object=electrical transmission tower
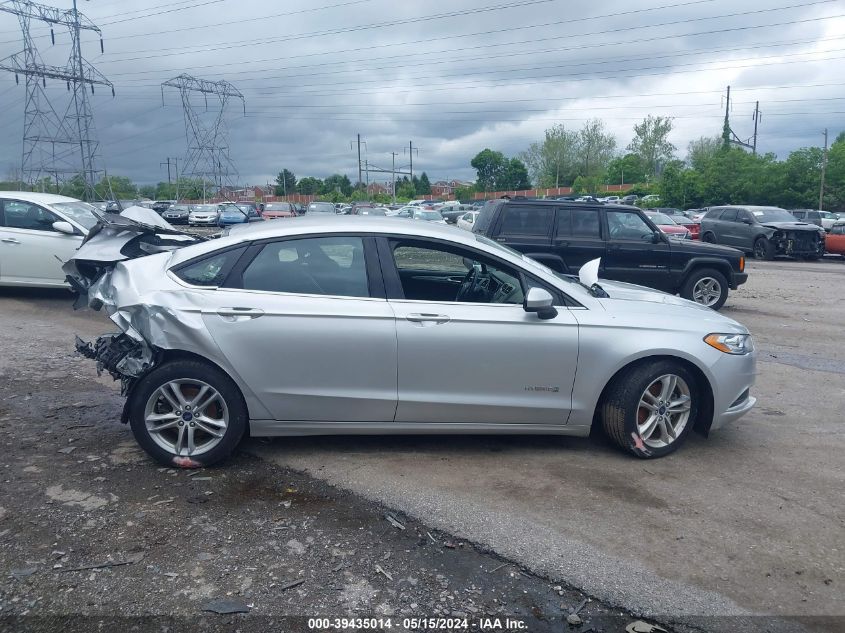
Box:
[161,74,245,200]
[0,0,113,199]
[722,85,761,154]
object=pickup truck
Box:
[472,199,747,310]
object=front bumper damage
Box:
[771,230,825,256]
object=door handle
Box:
[1,238,21,244]
[216,307,264,319]
[406,313,450,325]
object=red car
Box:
[645,212,691,240]
[654,208,700,239]
[825,223,845,256]
[261,202,297,219]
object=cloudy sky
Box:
[0,0,843,188]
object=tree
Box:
[520,124,578,188]
[687,136,722,171]
[274,169,297,196]
[502,157,531,190]
[95,175,136,201]
[605,154,646,185]
[396,181,417,199]
[321,174,352,196]
[628,115,675,178]
[825,132,845,210]
[575,119,617,179]
[416,172,431,195]
[471,149,507,191]
[297,176,323,195]
[138,184,156,199]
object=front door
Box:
[381,238,579,425]
[603,208,672,291]
[0,199,82,286]
[202,235,398,422]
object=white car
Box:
[0,191,100,287]
[188,204,220,226]
[457,211,479,230]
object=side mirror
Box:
[741,218,752,224]
[53,221,76,235]
[650,231,663,243]
[523,287,558,320]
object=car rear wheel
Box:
[600,360,699,458]
[128,359,248,468]
[753,236,775,260]
[702,232,717,243]
[680,268,729,310]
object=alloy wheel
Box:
[691,277,722,307]
[636,374,692,448]
[143,379,228,457]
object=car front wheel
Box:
[753,236,775,260]
[600,360,699,458]
[128,359,248,468]
[680,268,729,310]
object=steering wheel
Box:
[456,264,487,302]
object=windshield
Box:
[752,208,803,222]
[191,205,216,213]
[309,203,336,213]
[264,204,291,211]
[416,211,442,220]
[50,201,101,230]
[648,213,676,225]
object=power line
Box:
[96,0,833,65]
[100,9,839,82]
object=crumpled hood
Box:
[761,221,820,231]
[62,207,202,309]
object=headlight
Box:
[704,333,754,355]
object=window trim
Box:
[220,233,385,299]
[604,208,661,243]
[559,206,604,240]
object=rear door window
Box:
[498,205,553,237]
[719,209,738,222]
[241,236,369,297]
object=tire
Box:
[680,267,729,310]
[127,359,248,468]
[600,360,700,459]
[702,232,717,244]
[753,236,775,260]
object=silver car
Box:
[64,211,757,467]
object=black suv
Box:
[473,199,747,310]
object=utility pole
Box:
[357,134,362,187]
[390,151,399,203]
[365,159,369,190]
[722,85,731,150]
[819,128,828,211]
[405,141,419,182]
[160,157,178,185]
[751,101,761,155]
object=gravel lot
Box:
[0,255,843,632]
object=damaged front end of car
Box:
[768,227,826,257]
[64,207,204,421]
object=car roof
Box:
[0,191,83,205]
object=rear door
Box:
[0,199,82,286]
[204,235,398,422]
[490,203,557,268]
[553,206,606,273]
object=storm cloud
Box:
[0,0,842,187]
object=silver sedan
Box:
[65,212,757,467]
